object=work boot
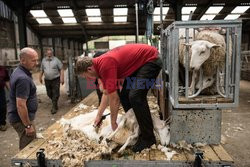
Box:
[51,106,57,114]
[0,125,7,131]
[132,137,156,153]
[53,101,58,110]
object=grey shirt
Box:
[41,56,63,80]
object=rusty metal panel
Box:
[169,109,222,144]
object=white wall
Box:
[109,40,126,49]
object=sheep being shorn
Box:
[179,29,229,96]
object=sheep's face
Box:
[189,40,219,70]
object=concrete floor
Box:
[0,73,249,167]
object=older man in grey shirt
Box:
[39,48,64,114]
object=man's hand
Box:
[25,125,36,137]
[94,114,103,127]
[39,78,43,84]
[60,78,64,85]
[111,122,118,131]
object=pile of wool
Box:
[46,125,112,167]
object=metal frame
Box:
[85,160,233,167]
[162,20,242,109]
[11,159,62,167]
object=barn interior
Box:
[0,0,250,166]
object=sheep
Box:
[60,108,170,153]
[178,29,229,96]
[106,108,170,153]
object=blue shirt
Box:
[8,65,38,123]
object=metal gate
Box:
[161,20,242,109]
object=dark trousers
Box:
[11,121,36,150]
[119,59,162,142]
[45,77,60,108]
[95,79,103,105]
[0,88,7,125]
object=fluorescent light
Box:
[114,16,127,22]
[36,18,51,24]
[182,15,190,21]
[182,7,196,14]
[30,10,47,17]
[57,9,74,17]
[200,14,216,20]
[154,7,169,15]
[86,8,101,16]
[231,6,250,14]
[224,14,241,20]
[205,6,223,14]
[88,17,102,22]
[113,8,128,16]
[62,17,77,23]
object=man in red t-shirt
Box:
[76,44,162,152]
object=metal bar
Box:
[176,102,237,109]
[135,3,139,43]
[234,25,242,107]
[185,28,189,98]
[174,28,179,106]
[225,28,230,97]
[231,29,236,93]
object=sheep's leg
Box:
[189,70,197,96]
[118,126,139,153]
[106,118,126,140]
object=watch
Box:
[25,124,32,129]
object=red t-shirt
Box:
[93,44,158,94]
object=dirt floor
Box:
[0,72,249,167]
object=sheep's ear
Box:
[207,42,221,49]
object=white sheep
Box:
[179,29,229,96]
[60,108,170,153]
[106,108,170,153]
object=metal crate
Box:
[161,20,242,109]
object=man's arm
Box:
[108,91,120,131]
[60,69,64,85]
[16,98,35,136]
[39,71,44,84]
[5,81,10,90]
[94,94,109,126]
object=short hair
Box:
[46,48,53,53]
[19,47,36,59]
[76,56,93,74]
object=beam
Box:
[72,0,88,42]
[195,0,214,20]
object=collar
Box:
[19,65,32,77]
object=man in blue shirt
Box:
[39,48,64,114]
[8,47,39,150]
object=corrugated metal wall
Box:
[0,0,13,21]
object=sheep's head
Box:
[188,40,220,70]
